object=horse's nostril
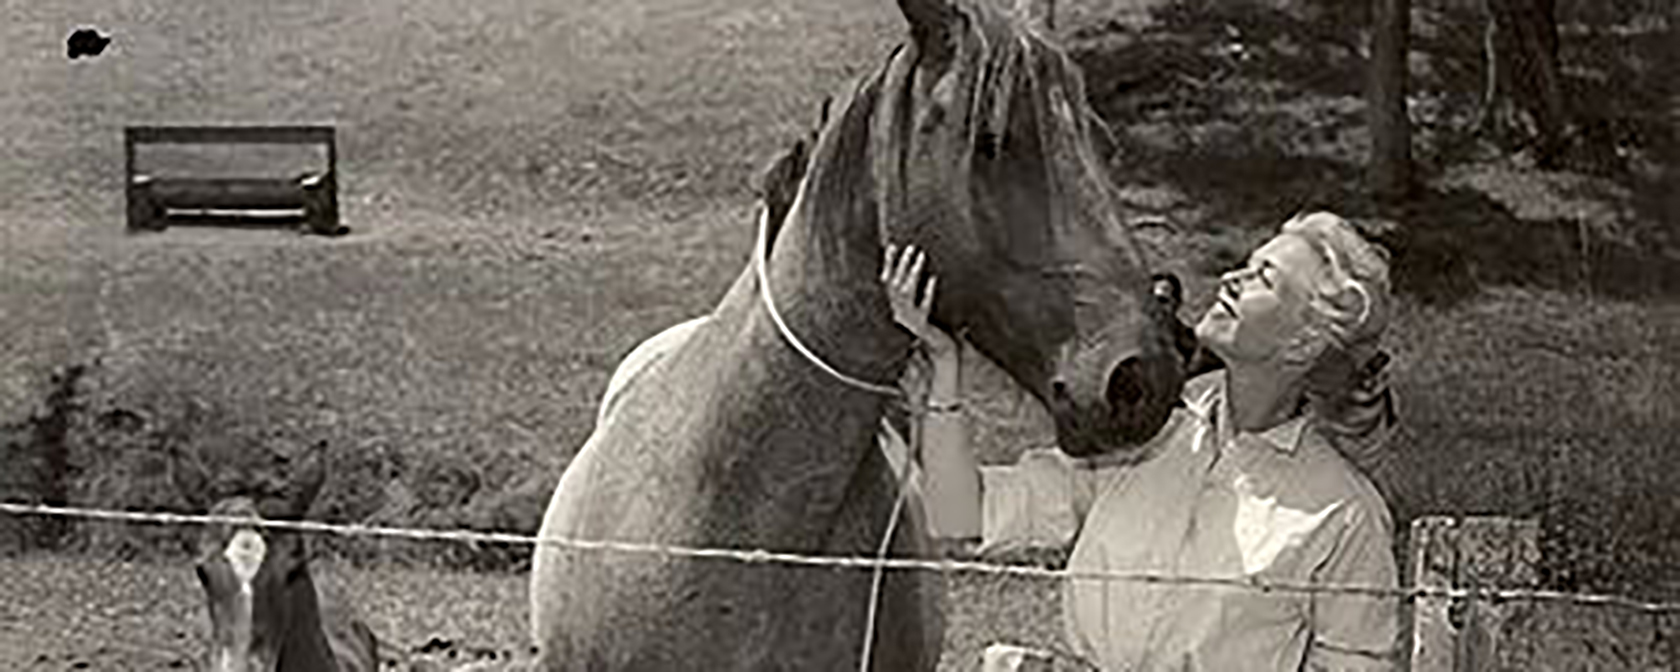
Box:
[1052,379,1068,397]
[1106,357,1146,408]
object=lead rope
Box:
[859,463,915,672]
[751,204,917,672]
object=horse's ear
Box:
[758,137,808,238]
[279,440,328,521]
[898,0,958,57]
[1012,0,1055,32]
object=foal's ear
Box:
[279,440,329,521]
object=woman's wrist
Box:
[928,366,960,403]
[919,329,959,359]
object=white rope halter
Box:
[753,205,905,398]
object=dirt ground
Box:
[0,552,1071,671]
[4,551,1675,671]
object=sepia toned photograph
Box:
[1,0,1675,669]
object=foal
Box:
[193,449,378,672]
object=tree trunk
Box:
[1367,0,1411,201]
[1487,0,1567,165]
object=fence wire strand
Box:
[5,501,1679,614]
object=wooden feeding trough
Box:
[124,125,344,235]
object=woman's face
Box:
[1195,233,1325,365]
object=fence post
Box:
[1452,580,1484,672]
[1405,516,1541,672]
[1407,516,1457,671]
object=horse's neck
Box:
[276,571,340,672]
[635,77,914,545]
[760,207,906,388]
[745,65,904,387]
[745,196,913,409]
[667,201,909,548]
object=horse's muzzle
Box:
[1050,348,1184,458]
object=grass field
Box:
[1,0,1677,668]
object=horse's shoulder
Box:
[597,316,711,424]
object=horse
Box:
[191,442,379,672]
[529,0,1193,668]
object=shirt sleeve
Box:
[1305,500,1402,672]
[976,447,1102,557]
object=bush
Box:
[0,357,554,571]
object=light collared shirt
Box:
[933,372,1401,671]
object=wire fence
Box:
[5,501,1680,614]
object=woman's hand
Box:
[883,243,958,358]
[883,248,980,543]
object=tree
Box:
[1482,0,1567,166]
[1367,0,1411,201]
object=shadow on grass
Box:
[1383,186,1680,306]
[1081,106,1680,305]
[1066,0,1680,306]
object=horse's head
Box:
[872,0,1186,456]
[193,445,327,672]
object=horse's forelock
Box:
[208,497,262,522]
[197,497,263,564]
[908,6,1113,209]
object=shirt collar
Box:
[1188,375,1308,455]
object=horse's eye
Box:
[919,105,946,134]
[977,131,999,159]
[284,549,310,584]
[286,563,307,584]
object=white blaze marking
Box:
[216,530,265,672]
[224,529,266,596]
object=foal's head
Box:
[193,450,328,672]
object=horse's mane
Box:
[755,97,831,251]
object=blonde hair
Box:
[1279,212,1399,485]
[1280,212,1390,361]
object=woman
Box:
[882,212,1403,671]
